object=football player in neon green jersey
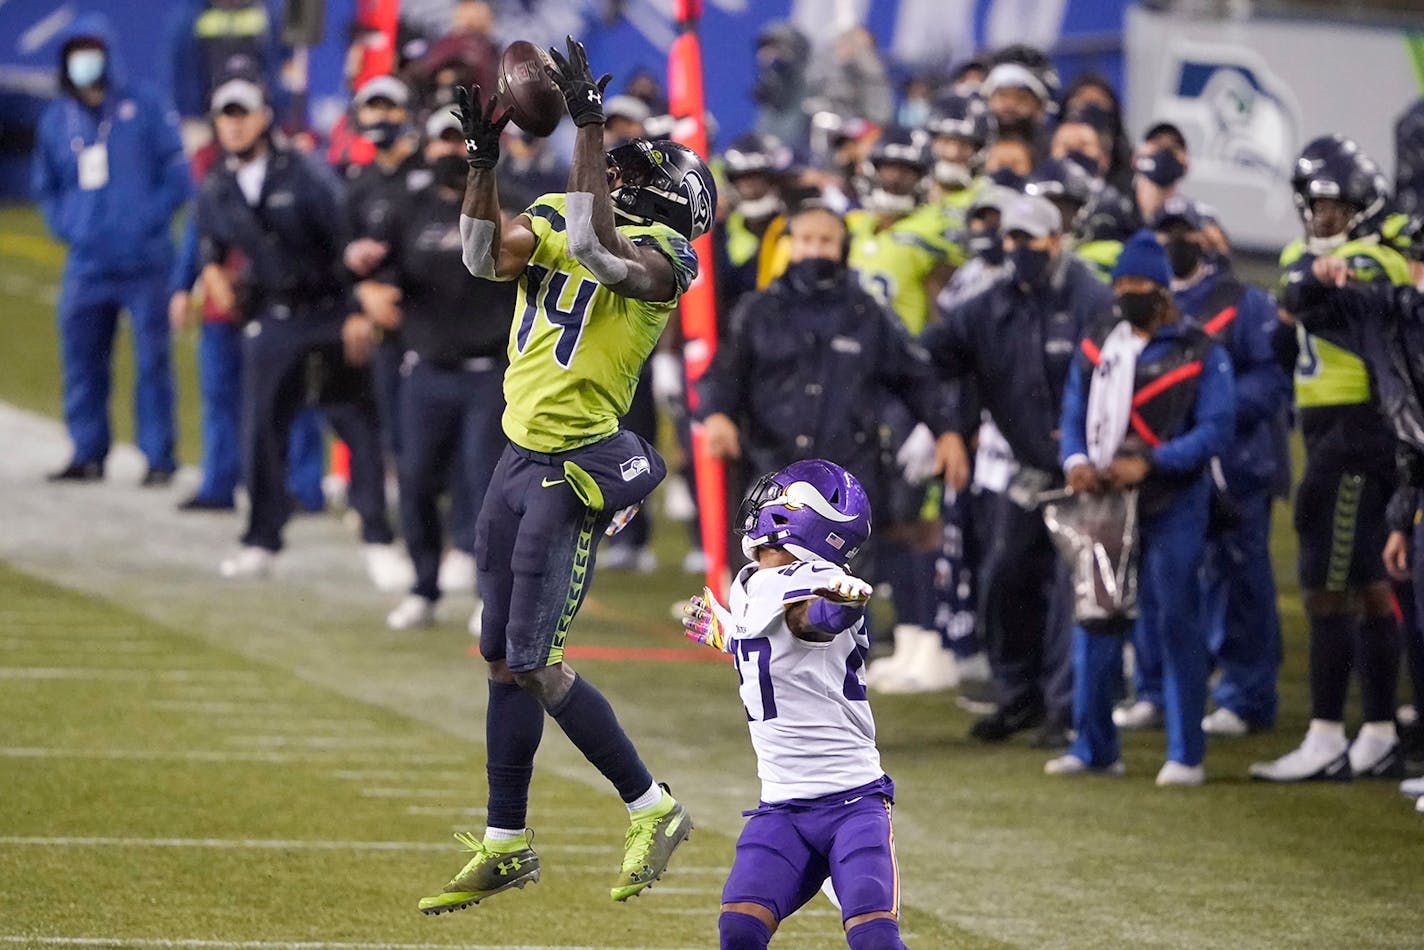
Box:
[416,37,710,914]
[846,128,960,337]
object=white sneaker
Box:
[866,625,935,689]
[954,651,991,685]
[1044,754,1125,777]
[1348,732,1402,778]
[364,543,415,592]
[875,641,959,693]
[1202,707,1249,737]
[1399,776,1424,798]
[219,546,274,579]
[1249,730,1350,782]
[437,549,477,594]
[468,598,483,637]
[1417,796,1424,815]
[386,594,436,630]
[1113,700,1163,730]
[1155,761,1205,786]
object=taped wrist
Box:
[566,192,629,284]
[459,214,497,279]
[805,598,864,635]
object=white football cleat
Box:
[1155,761,1205,787]
[387,594,436,631]
[875,641,959,693]
[1249,730,1350,782]
[1044,754,1124,777]
[1113,700,1163,730]
[364,543,415,592]
[468,598,484,637]
[219,546,274,580]
[437,548,477,594]
[1202,707,1249,737]
[1348,731,1402,778]
[1399,776,1424,798]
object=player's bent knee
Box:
[1303,589,1351,617]
[719,907,775,949]
[486,659,515,684]
[512,663,576,710]
[1360,582,1396,618]
[844,914,906,950]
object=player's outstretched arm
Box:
[786,575,873,643]
[546,36,678,303]
[453,84,535,281]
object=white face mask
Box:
[864,186,917,214]
[736,192,781,220]
[933,159,972,190]
[66,49,106,88]
[1305,231,1348,255]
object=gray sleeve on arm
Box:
[565,191,630,285]
[459,214,498,279]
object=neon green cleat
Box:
[417,830,540,915]
[610,785,692,902]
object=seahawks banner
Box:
[1125,5,1424,252]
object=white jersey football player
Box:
[682,459,910,950]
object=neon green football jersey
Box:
[847,204,962,336]
[502,194,698,453]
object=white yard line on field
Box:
[0,667,258,681]
[0,746,463,765]
[0,938,708,950]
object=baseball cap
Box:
[1001,193,1063,237]
[353,74,410,109]
[211,78,265,114]
[1149,194,1206,232]
[604,94,651,124]
[982,63,1050,103]
[1143,120,1186,150]
[425,108,463,139]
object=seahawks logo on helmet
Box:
[683,168,713,241]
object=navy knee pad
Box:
[719,910,772,950]
[846,916,906,950]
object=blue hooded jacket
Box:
[31,13,190,278]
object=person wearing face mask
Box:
[981,133,1034,193]
[342,75,423,466]
[1051,230,1235,785]
[348,110,518,631]
[697,204,961,557]
[1132,121,1230,258]
[924,94,990,214]
[981,61,1053,159]
[193,76,404,587]
[920,194,1114,746]
[32,14,191,486]
[1250,136,1414,783]
[1112,198,1289,742]
[716,133,794,317]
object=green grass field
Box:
[1,206,1420,949]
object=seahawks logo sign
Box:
[682,168,713,239]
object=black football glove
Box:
[545,35,612,128]
[452,84,511,169]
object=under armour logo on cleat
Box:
[498,858,523,874]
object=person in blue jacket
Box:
[1049,230,1235,786]
[1113,198,1290,738]
[31,13,191,484]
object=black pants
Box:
[977,490,1072,718]
[396,357,505,600]
[238,309,392,551]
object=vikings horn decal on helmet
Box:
[737,459,873,565]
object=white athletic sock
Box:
[1357,721,1398,742]
[627,781,663,812]
[484,826,525,841]
[1307,719,1346,741]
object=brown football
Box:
[495,40,565,138]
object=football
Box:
[495,40,565,137]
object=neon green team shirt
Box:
[502,194,698,453]
[847,203,963,336]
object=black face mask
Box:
[987,167,1026,191]
[968,228,1004,265]
[1165,237,1202,279]
[1008,245,1052,287]
[1063,149,1101,180]
[360,119,409,151]
[1117,290,1161,329]
[993,114,1037,142]
[785,257,845,295]
[433,153,468,190]
[1135,146,1185,187]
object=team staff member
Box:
[1122,199,1290,737]
[417,38,701,913]
[194,76,403,586]
[32,13,190,484]
[358,110,517,632]
[1252,137,1410,782]
[920,194,1115,745]
[1050,231,1235,786]
[342,75,425,462]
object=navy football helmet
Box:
[607,139,718,240]
[1291,135,1389,247]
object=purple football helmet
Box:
[737,459,872,565]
